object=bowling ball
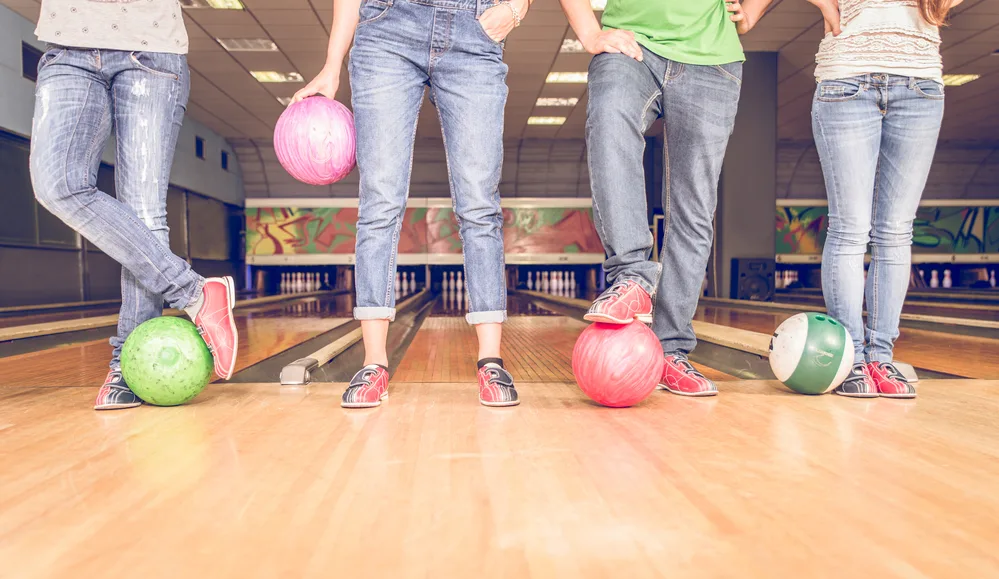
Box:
[120,317,214,406]
[769,312,854,395]
[572,321,665,408]
[274,96,356,185]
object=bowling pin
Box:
[409,272,416,291]
[569,271,576,291]
[991,270,996,289]
[401,271,409,295]
[943,269,952,289]
[296,272,305,292]
[456,271,463,293]
[395,272,401,293]
[324,272,331,290]
[918,269,925,284]
[280,272,287,294]
[527,271,533,290]
[930,269,939,288]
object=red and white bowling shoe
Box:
[659,354,718,397]
[867,362,916,399]
[341,365,390,408]
[188,276,238,380]
[584,280,654,325]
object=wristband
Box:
[500,1,522,27]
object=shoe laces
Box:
[593,281,630,305]
[668,355,705,378]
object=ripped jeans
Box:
[29,47,203,368]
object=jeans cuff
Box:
[354,306,396,321]
[465,310,506,325]
[614,274,657,297]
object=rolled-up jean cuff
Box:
[465,310,506,325]
[616,274,657,297]
[354,306,396,321]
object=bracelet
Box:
[501,1,522,27]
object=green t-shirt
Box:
[601,0,745,65]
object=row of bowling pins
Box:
[395,271,420,295]
[526,271,576,295]
[775,270,799,289]
[280,272,328,294]
[920,268,955,289]
[440,271,464,292]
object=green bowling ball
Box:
[769,312,854,395]
[120,316,214,406]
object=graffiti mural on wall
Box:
[776,205,999,255]
[246,206,604,258]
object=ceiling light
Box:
[180,0,243,9]
[276,96,293,106]
[528,116,566,126]
[536,97,578,107]
[560,39,585,53]
[546,72,588,84]
[251,71,304,83]
[590,0,606,9]
[218,38,277,52]
[942,74,980,86]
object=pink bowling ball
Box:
[274,97,356,186]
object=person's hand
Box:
[806,0,842,36]
[727,1,759,35]
[291,64,340,104]
[478,0,529,43]
[580,28,643,61]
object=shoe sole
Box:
[834,390,879,399]
[584,313,654,324]
[217,276,238,380]
[658,384,718,397]
[94,402,143,410]
[479,398,521,407]
[879,392,917,399]
[341,392,389,408]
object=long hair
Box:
[919,0,953,26]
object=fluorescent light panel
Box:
[546,72,588,84]
[536,97,578,107]
[218,38,277,52]
[942,74,980,86]
[528,116,566,125]
[560,39,585,53]
[180,0,243,9]
[251,71,304,83]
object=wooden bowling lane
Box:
[697,305,999,380]
[394,297,734,384]
[0,294,356,389]
[3,378,999,577]
[0,305,124,329]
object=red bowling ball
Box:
[572,320,665,408]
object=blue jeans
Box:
[29,48,203,368]
[586,49,742,354]
[813,74,944,363]
[348,0,508,325]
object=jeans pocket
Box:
[476,18,506,48]
[38,48,66,71]
[817,79,865,102]
[712,63,742,86]
[357,0,392,27]
[913,79,945,100]
[129,52,181,80]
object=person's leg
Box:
[431,1,516,407]
[108,51,191,370]
[866,77,943,398]
[342,0,428,408]
[582,48,666,324]
[30,49,238,398]
[811,76,882,397]
[655,62,741,396]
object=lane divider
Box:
[279,290,429,386]
[0,290,344,342]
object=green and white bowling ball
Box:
[769,312,854,395]
[120,316,214,406]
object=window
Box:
[195,136,205,160]
[221,150,229,171]
[22,42,43,82]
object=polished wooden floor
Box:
[2,378,999,577]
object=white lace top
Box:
[814,0,942,82]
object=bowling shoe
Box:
[659,354,718,397]
[342,365,390,408]
[188,276,238,380]
[94,370,142,410]
[833,364,878,398]
[584,280,654,324]
[867,362,917,399]
[478,363,520,407]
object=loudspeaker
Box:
[731,258,775,301]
